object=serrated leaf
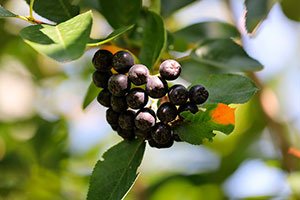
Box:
[139,10,166,69]
[82,82,100,109]
[87,139,145,200]
[88,25,134,46]
[0,5,17,18]
[191,39,263,72]
[244,0,276,34]
[175,104,235,145]
[20,11,92,62]
[161,0,196,17]
[194,74,258,104]
[98,0,142,29]
[172,21,240,52]
[25,0,79,23]
[281,0,300,22]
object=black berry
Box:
[97,89,111,107]
[128,64,149,85]
[168,84,189,105]
[93,71,112,88]
[148,138,174,148]
[157,102,177,123]
[146,76,168,98]
[92,49,113,71]
[111,96,127,112]
[118,110,135,130]
[151,122,174,147]
[126,88,148,110]
[135,128,151,139]
[178,102,198,114]
[106,108,120,127]
[173,134,182,142]
[108,74,130,96]
[159,59,181,80]
[189,85,209,104]
[117,127,135,140]
[112,51,134,73]
[134,108,156,131]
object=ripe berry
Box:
[97,89,111,108]
[112,51,134,73]
[106,108,120,127]
[128,64,149,85]
[117,127,135,140]
[108,74,130,96]
[135,128,151,139]
[146,76,168,98]
[173,134,182,142]
[151,122,174,147]
[157,102,177,123]
[178,102,198,114]
[111,96,127,112]
[148,138,174,148]
[93,71,112,88]
[118,110,135,130]
[159,59,181,80]
[189,85,209,104]
[134,108,156,131]
[126,88,148,110]
[168,84,189,105]
[92,49,113,71]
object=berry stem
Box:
[29,0,35,20]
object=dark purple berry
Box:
[159,59,181,80]
[134,108,156,131]
[92,49,113,71]
[106,108,120,126]
[118,110,135,130]
[148,138,174,148]
[108,74,130,96]
[93,71,112,88]
[168,84,189,105]
[111,96,127,112]
[128,64,149,85]
[178,102,198,115]
[157,102,177,123]
[126,88,148,110]
[112,51,134,73]
[151,122,174,147]
[97,89,111,107]
[134,128,151,139]
[146,76,168,98]
[117,127,135,140]
[189,85,209,104]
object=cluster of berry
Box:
[92,49,209,148]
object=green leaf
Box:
[98,0,142,28]
[87,139,146,200]
[244,0,276,34]
[194,74,258,104]
[139,10,166,69]
[0,5,17,18]
[191,39,263,72]
[20,11,92,62]
[172,21,240,52]
[161,0,196,17]
[88,25,134,46]
[25,0,79,23]
[82,82,100,109]
[175,104,234,145]
[281,0,300,21]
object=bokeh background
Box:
[0,0,300,199]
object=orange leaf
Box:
[211,103,235,125]
[288,147,300,159]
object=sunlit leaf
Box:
[20,11,92,62]
[82,82,100,109]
